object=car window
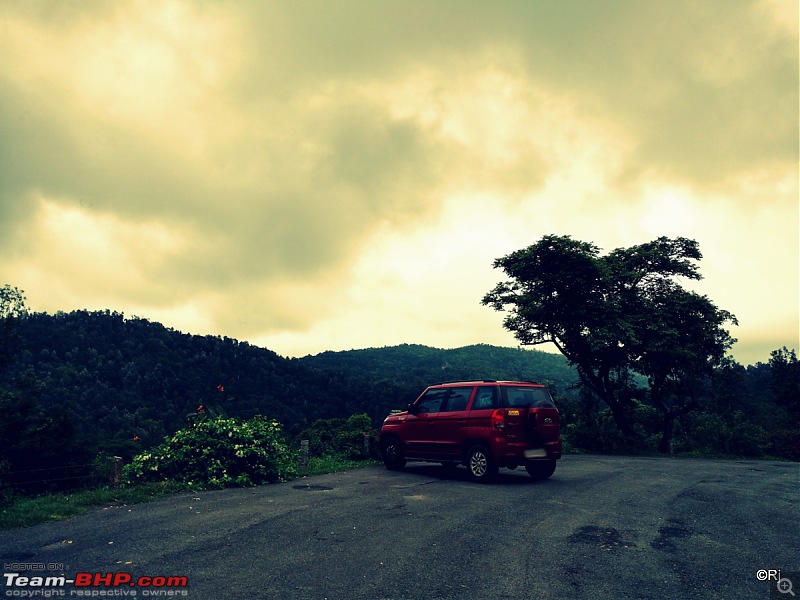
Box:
[441,387,473,412]
[415,389,447,413]
[503,386,554,408]
[471,386,498,410]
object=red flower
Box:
[197,405,205,413]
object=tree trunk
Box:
[576,364,640,441]
[604,393,640,440]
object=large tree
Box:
[482,235,737,451]
[0,284,27,373]
[769,347,800,421]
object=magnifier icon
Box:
[778,577,795,596]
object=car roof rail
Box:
[431,379,498,386]
[428,379,545,386]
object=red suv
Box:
[379,380,562,482]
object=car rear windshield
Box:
[502,386,555,408]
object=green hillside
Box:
[0,309,795,498]
[1,310,577,460]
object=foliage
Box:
[0,304,584,495]
[0,285,28,320]
[0,309,579,467]
[0,282,796,497]
[558,355,799,460]
[678,411,768,457]
[0,481,198,531]
[764,428,800,462]
[295,413,380,460]
[563,397,661,454]
[2,309,314,454]
[123,416,297,488]
[672,352,799,460]
[0,389,94,495]
[301,456,381,476]
[483,235,738,452]
[769,347,800,421]
[0,285,27,373]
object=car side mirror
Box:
[408,403,417,415]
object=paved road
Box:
[1,455,797,599]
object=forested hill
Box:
[1,310,578,459]
[300,344,579,403]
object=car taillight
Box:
[491,409,505,430]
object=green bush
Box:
[765,429,800,461]
[123,416,297,488]
[684,412,728,454]
[727,412,768,457]
[680,411,770,457]
[563,401,658,454]
[295,413,379,460]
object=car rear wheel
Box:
[381,437,406,471]
[466,445,498,482]
[525,459,556,480]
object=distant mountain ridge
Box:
[302,343,579,393]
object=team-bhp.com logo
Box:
[4,572,188,597]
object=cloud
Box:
[0,0,795,365]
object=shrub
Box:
[765,429,800,461]
[684,412,729,454]
[681,411,770,457]
[727,412,768,457]
[295,413,379,460]
[123,416,297,488]
[563,401,658,454]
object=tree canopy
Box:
[482,235,738,451]
[0,285,27,373]
[0,280,794,497]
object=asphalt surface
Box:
[1,455,797,600]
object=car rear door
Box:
[431,386,475,460]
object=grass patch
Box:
[300,456,381,476]
[0,458,380,530]
[0,482,197,531]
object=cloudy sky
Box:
[1,0,797,366]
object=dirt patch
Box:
[292,484,333,492]
[569,526,636,551]
[651,518,694,552]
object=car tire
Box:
[381,437,406,471]
[525,459,556,481]
[466,445,498,482]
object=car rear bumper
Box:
[495,437,562,465]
